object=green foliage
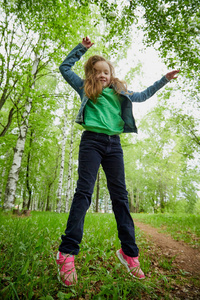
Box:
[0,0,141,211]
[2,0,137,52]
[1,0,199,214]
[123,92,200,214]
[139,0,200,75]
[195,199,200,214]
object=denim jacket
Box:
[59,43,169,133]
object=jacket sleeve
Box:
[128,76,169,103]
[59,43,87,96]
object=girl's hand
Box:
[81,36,94,49]
[165,70,180,81]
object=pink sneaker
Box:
[116,249,145,279]
[56,252,77,286]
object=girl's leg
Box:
[101,138,139,257]
[59,132,102,255]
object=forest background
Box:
[0,0,200,215]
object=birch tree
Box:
[65,110,75,213]
[26,129,33,210]
[0,12,38,136]
[46,155,59,211]
[3,54,39,210]
[2,0,199,213]
[57,103,68,213]
[95,171,100,213]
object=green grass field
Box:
[0,211,199,299]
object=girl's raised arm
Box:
[165,70,180,81]
[81,36,94,49]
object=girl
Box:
[56,36,179,286]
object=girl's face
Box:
[93,61,111,88]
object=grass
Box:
[0,211,200,299]
[132,213,200,247]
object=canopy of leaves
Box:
[1,0,199,212]
[138,0,200,75]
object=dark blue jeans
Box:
[59,131,139,257]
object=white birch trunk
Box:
[104,193,108,213]
[65,116,74,213]
[136,188,140,213]
[56,109,68,213]
[34,195,38,211]
[3,55,39,210]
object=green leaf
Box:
[57,291,73,300]
[39,296,54,300]
[21,259,30,275]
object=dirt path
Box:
[134,220,200,278]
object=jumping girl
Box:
[56,36,179,286]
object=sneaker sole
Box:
[116,250,145,280]
[56,252,76,287]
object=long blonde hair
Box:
[84,55,128,102]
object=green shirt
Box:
[82,87,124,135]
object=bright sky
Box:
[115,25,170,119]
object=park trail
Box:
[134,220,200,278]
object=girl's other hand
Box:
[82,36,94,49]
[165,70,180,81]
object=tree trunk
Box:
[22,189,26,209]
[3,54,39,210]
[136,188,140,213]
[46,155,59,211]
[0,107,14,136]
[160,183,166,213]
[57,108,67,213]
[104,190,109,213]
[65,112,74,213]
[26,129,33,210]
[129,186,134,213]
[95,171,100,212]
[46,183,52,211]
